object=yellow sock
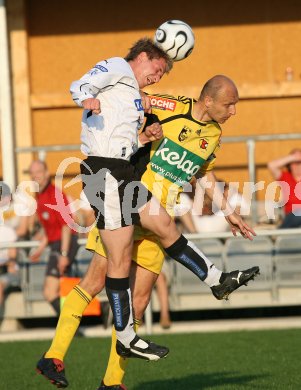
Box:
[103,319,141,386]
[45,285,91,361]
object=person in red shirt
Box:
[29,160,79,315]
[268,148,301,228]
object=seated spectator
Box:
[0,225,19,319]
[0,179,38,240]
[268,149,301,228]
[176,178,248,233]
[0,214,19,319]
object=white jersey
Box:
[70,57,144,161]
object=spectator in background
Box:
[0,183,20,320]
[0,225,19,321]
[176,178,248,233]
[28,160,79,315]
[0,179,36,240]
[268,149,301,228]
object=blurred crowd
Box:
[1,149,301,329]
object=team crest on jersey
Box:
[199,138,208,150]
[150,97,176,111]
[178,126,192,142]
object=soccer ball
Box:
[154,20,195,61]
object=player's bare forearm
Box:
[225,212,256,240]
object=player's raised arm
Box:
[70,59,126,107]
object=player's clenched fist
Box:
[138,122,163,145]
[82,98,101,114]
[144,122,163,142]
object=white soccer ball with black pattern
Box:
[154,20,195,61]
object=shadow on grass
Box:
[132,371,268,390]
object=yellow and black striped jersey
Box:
[137,94,222,215]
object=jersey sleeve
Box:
[195,144,220,178]
[130,113,158,179]
[70,57,129,106]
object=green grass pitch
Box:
[1,328,301,389]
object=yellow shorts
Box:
[86,225,165,275]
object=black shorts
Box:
[80,156,152,230]
[46,234,79,278]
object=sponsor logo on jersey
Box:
[150,97,176,111]
[94,64,108,72]
[178,126,192,142]
[199,138,208,150]
[150,138,206,185]
[134,99,144,111]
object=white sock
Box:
[205,265,223,287]
[187,241,222,287]
[115,288,148,349]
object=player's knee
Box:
[107,249,132,268]
[155,217,179,244]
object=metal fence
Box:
[14,132,301,224]
[15,132,301,183]
[0,229,301,333]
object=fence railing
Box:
[2,228,301,334]
[15,132,301,182]
[15,132,301,225]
